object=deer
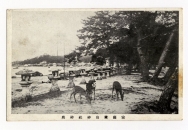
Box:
[68,77,91,103]
[86,79,96,100]
[70,85,91,104]
[112,81,124,101]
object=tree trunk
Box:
[138,63,142,73]
[150,30,175,82]
[136,30,149,81]
[163,54,178,85]
[126,62,132,75]
[163,66,176,85]
[126,58,133,75]
[158,68,178,113]
[137,48,149,81]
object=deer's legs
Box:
[93,88,95,100]
[116,91,119,101]
[112,87,114,99]
[88,98,91,104]
[74,93,77,103]
[70,92,74,100]
[86,94,91,104]
[80,94,82,102]
[91,93,92,100]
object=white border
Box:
[1,0,188,130]
[7,8,183,121]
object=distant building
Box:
[39,61,47,66]
[40,61,47,64]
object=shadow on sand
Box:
[12,90,68,108]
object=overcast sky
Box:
[12,10,95,61]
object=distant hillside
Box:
[13,55,67,65]
[12,47,106,66]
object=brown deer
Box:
[112,81,124,101]
[86,79,96,100]
[68,78,91,103]
[70,85,91,104]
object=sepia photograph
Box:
[7,9,183,121]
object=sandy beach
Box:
[11,73,177,114]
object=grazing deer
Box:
[70,85,91,104]
[68,77,91,104]
[86,79,96,100]
[112,81,124,101]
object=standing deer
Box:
[68,77,91,103]
[70,85,91,104]
[86,79,96,100]
[112,81,124,101]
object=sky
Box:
[12,10,95,61]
